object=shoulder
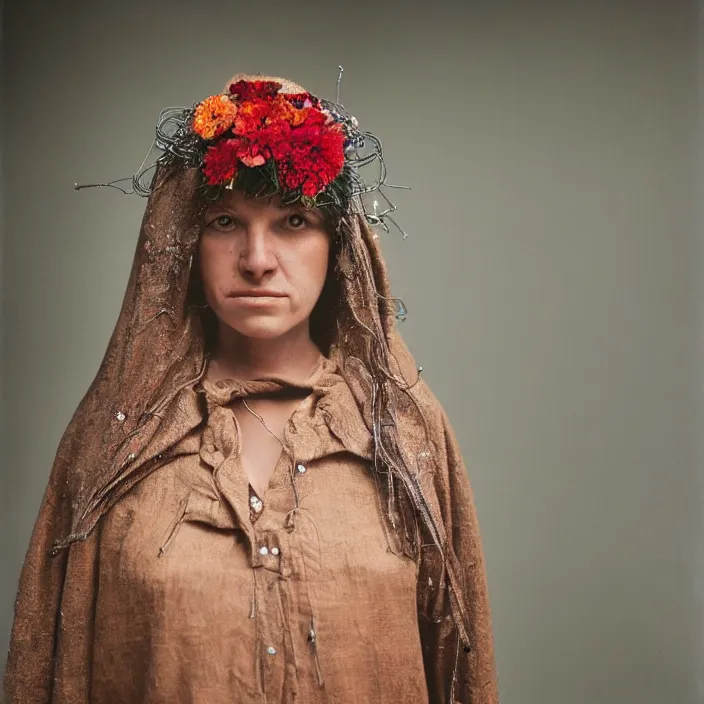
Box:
[405,376,455,452]
[384,329,455,445]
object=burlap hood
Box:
[4,74,498,703]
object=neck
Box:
[208,321,323,383]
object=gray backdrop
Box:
[2,0,702,702]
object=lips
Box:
[228,290,286,298]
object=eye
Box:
[285,212,309,230]
[207,214,237,231]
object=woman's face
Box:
[198,189,331,341]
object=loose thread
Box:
[249,569,257,619]
[309,616,325,686]
[450,627,461,702]
[157,495,188,557]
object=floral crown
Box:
[76,70,408,236]
[192,79,348,203]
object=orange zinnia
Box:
[233,99,271,135]
[267,96,310,127]
[192,95,238,140]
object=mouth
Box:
[227,290,286,298]
[227,291,287,307]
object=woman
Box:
[4,73,498,703]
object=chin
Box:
[223,316,300,341]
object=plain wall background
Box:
[2,1,701,702]
[696,0,704,699]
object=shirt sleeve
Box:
[3,455,71,703]
[418,405,499,704]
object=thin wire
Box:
[240,399,283,445]
[74,72,411,238]
[73,178,134,195]
[240,395,303,508]
[336,65,343,105]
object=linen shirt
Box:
[89,357,430,703]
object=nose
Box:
[238,226,277,279]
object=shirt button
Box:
[296,463,307,474]
[266,646,277,655]
[271,547,280,556]
[204,443,215,452]
[259,546,269,555]
[250,495,263,513]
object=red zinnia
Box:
[253,122,292,161]
[202,139,241,185]
[234,135,267,168]
[230,122,291,167]
[276,123,345,197]
[301,109,328,128]
[229,80,281,101]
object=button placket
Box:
[251,524,290,575]
[249,485,265,524]
[212,456,255,551]
[253,552,287,701]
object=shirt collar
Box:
[194,355,332,407]
[192,355,374,462]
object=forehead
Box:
[204,189,319,217]
[205,189,278,212]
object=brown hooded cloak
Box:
[3,74,498,704]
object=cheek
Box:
[286,254,328,306]
[198,238,228,293]
[301,237,331,292]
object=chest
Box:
[231,394,310,498]
[94,448,426,703]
